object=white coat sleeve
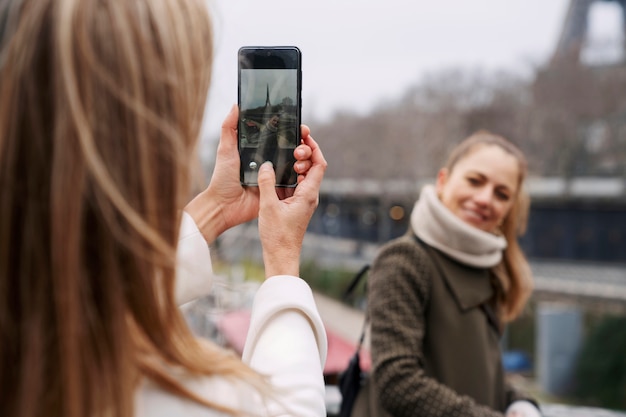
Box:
[242,276,328,417]
[175,211,214,306]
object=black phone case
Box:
[237,46,302,187]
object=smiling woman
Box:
[436,140,521,233]
[353,130,540,417]
[439,130,529,239]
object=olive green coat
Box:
[353,233,533,417]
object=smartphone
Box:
[238,46,302,187]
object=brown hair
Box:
[0,1,265,417]
[445,130,532,322]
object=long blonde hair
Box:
[0,1,264,416]
[444,130,533,322]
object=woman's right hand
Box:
[256,132,327,278]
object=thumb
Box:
[216,104,239,158]
[257,162,277,204]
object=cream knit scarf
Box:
[410,185,507,268]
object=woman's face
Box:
[436,144,519,233]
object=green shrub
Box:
[300,260,364,302]
[573,315,626,409]
[505,301,536,366]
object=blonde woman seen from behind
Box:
[0,1,328,417]
[357,131,541,417]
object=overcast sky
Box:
[200,0,624,143]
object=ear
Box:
[435,168,449,195]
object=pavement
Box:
[540,404,626,417]
[313,291,368,348]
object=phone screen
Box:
[238,46,302,187]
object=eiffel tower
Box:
[264,84,271,108]
[552,0,626,64]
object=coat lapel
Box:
[427,248,494,312]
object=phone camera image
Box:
[238,46,301,187]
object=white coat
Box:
[134,212,328,416]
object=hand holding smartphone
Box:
[238,46,302,187]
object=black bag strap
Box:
[355,310,369,351]
[341,264,370,301]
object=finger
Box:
[257,162,278,206]
[302,134,327,171]
[294,135,327,195]
[217,104,239,157]
[294,144,312,161]
[300,124,311,142]
[221,104,239,132]
[294,159,312,174]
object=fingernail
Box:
[260,161,273,171]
